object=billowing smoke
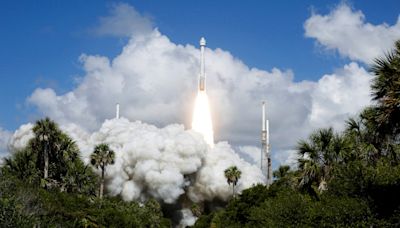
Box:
[8,118,264,205]
[179,209,197,227]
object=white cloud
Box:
[27,30,372,169]
[8,123,35,152]
[305,3,400,63]
[0,127,12,160]
[238,146,261,168]
[8,118,264,203]
[92,3,153,37]
[25,3,374,169]
[273,150,298,169]
[309,62,372,130]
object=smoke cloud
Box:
[179,209,197,227]
[8,118,264,204]
[0,127,12,162]
[25,2,377,169]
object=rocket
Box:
[199,37,206,91]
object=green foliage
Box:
[2,118,98,194]
[247,190,312,227]
[3,40,400,226]
[272,165,298,189]
[0,174,170,227]
[370,40,400,138]
[193,211,217,228]
[297,128,348,194]
[90,143,115,170]
[218,184,271,225]
[0,197,36,227]
[2,148,41,185]
[196,188,373,227]
[90,143,115,198]
[330,158,400,219]
[191,203,202,217]
[224,166,242,197]
[196,40,400,227]
[0,118,171,226]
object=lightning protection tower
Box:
[261,101,272,186]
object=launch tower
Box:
[261,101,272,186]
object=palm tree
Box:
[273,165,291,180]
[345,112,380,163]
[370,40,400,138]
[90,143,115,198]
[273,165,298,189]
[224,166,242,197]
[3,148,39,183]
[32,117,60,179]
[297,128,346,193]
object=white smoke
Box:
[188,142,264,202]
[26,29,373,170]
[179,209,197,227]
[8,118,264,204]
[0,128,12,164]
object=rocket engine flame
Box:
[191,91,214,147]
[191,37,214,147]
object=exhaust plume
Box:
[191,91,214,146]
[9,118,264,203]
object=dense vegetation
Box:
[193,40,400,227]
[0,118,170,227]
[1,41,399,227]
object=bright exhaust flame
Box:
[192,91,214,146]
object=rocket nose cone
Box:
[200,37,206,46]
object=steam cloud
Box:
[8,118,264,204]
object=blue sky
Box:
[1,0,399,130]
[1,1,400,167]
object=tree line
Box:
[193,41,400,227]
[0,117,171,227]
[1,40,399,227]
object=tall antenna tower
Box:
[261,101,272,186]
[116,103,120,119]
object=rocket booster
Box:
[199,37,206,91]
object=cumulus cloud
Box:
[8,123,34,152]
[9,118,264,204]
[92,3,153,37]
[309,62,372,130]
[27,29,373,169]
[305,3,400,63]
[273,150,298,169]
[237,146,261,168]
[25,3,375,171]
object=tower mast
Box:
[261,101,272,186]
[116,103,120,119]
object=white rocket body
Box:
[199,37,206,91]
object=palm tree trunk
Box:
[100,166,104,199]
[232,184,235,198]
[44,143,49,179]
